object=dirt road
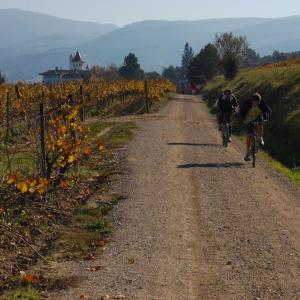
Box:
[51,95,300,300]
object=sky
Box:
[0,0,299,26]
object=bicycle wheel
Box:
[221,123,229,147]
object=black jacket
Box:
[217,94,239,114]
[239,98,272,121]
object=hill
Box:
[0,9,118,80]
[0,9,117,46]
[2,14,300,80]
[80,19,269,71]
[202,61,300,169]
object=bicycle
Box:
[220,113,231,147]
[249,121,265,168]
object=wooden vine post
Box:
[5,92,11,143]
[80,85,85,122]
[39,93,47,177]
[145,80,150,113]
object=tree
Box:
[181,43,194,80]
[242,47,260,68]
[188,43,220,83]
[0,71,5,84]
[272,50,288,62]
[118,53,144,79]
[91,64,121,80]
[215,32,248,79]
[223,55,239,80]
[145,71,162,79]
[162,65,185,81]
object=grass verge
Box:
[0,287,40,300]
[0,119,135,298]
[237,134,300,188]
[259,151,300,188]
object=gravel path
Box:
[50,95,300,300]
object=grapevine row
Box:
[0,79,176,196]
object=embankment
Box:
[202,62,300,169]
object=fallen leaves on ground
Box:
[113,295,126,299]
[84,253,95,261]
[85,266,101,272]
[99,240,106,247]
[98,143,105,152]
[101,295,126,300]
[20,271,38,285]
[128,258,135,265]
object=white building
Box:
[40,51,90,85]
[70,51,86,71]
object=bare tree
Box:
[215,32,249,79]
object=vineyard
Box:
[0,79,175,192]
[0,78,175,295]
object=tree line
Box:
[163,32,252,83]
[90,32,259,82]
[90,53,161,81]
[163,32,300,84]
[2,33,298,84]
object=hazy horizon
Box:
[0,0,299,26]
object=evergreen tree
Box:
[181,43,194,80]
[119,53,144,79]
[0,71,5,84]
[188,43,220,83]
[162,65,185,81]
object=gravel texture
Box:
[49,95,300,300]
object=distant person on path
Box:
[216,89,239,142]
[191,82,196,95]
[239,93,272,161]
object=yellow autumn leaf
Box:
[98,144,105,152]
[7,175,16,185]
[67,155,76,163]
[29,186,36,193]
[37,178,48,194]
[17,182,28,193]
[60,180,70,190]
[60,126,67,135]
[84,147,92,156]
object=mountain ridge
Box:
[1,11,300,81]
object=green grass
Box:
[87,120,136,148]
[0,151,36,178]
[149,93,174,113]
[237,135,300,188]
[0,287,40,300]
[101,122,137,148]
[87,122,112,140]
[259,151,300,188]
[84,219,110,231]
[202,62,300,170]
[76,203,114,233]
[54,200,119,260]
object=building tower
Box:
[70,51,85,71]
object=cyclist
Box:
[216,89,239,142]
[239,93,272,161]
